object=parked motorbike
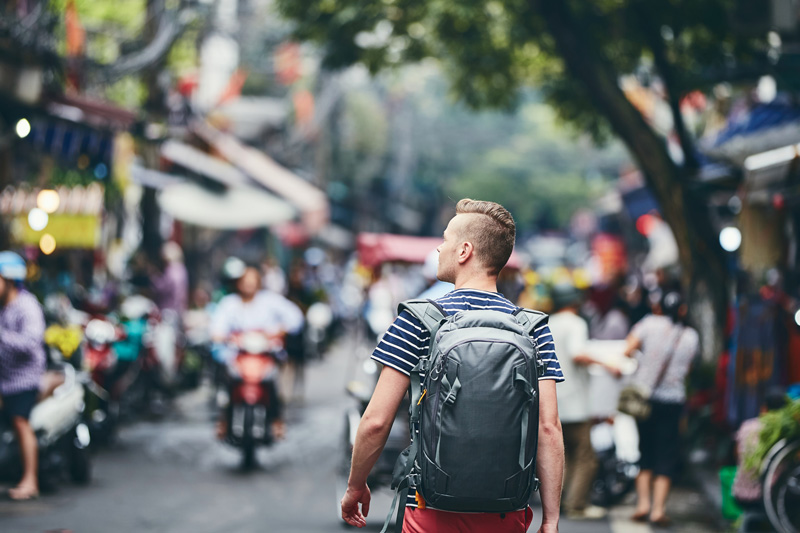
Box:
[81,316,127,441]
[305,301,334,361]
[761,437,800,533]
[0,365,92,491]
[182,308,210,389]
[219,332,284,469]
[117,295,183,417]
[590,416,639,507]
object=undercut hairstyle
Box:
[455,198,516,275]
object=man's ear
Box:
[457,241,474,264]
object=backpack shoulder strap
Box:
[512,307,549,336]
[398,299,447,335]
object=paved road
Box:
[0,338,721,533]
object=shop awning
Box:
[161,139,249,187]
[191,121,329,232]
[157,182,295,230]
[130,163,185,189]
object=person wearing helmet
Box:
[0,252,45,500]
[210,260,305,439]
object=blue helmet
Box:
[0,252,27,281]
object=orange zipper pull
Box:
[417,389,427,405]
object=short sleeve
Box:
[210,297,233,340]
[564,317,589,362]
[370,310,430,376]
[630,315,654,341]
[533,319,565,382]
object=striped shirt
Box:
[0,290,46,396]
[371,288,564,507]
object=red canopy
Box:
[357,232,522,269]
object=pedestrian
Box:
[341,198,565,533]
[151,241,189,315]
[623,290,699,526]
[0,252,46,500]
[549,283,619,520]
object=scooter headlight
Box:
[75,423,91,448]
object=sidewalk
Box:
[529,478,724,532]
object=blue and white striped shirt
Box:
[370,288,564,507]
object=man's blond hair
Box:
[455,198,516,275]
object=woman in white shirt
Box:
[624,291,699,527]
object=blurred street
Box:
[0,337,720,533]
[5,3,800,530]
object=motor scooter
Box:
[0,365,92,491]
[219,332,284,469]
[116,295,180,418]
[590,416,639,507]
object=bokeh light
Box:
[39,234,56,255]
[719,227,742,252]
[28,208,49,232]
[37,189,60,214]
[15,118,31,138]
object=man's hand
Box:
[538,522,559,533]
[341,483,371,528]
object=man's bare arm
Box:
[536,379,564,533]
[341,365,410,527]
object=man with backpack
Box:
[341,199,565,532]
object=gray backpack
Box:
[382,299,548,532]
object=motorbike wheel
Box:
[241,406,257,470]
[38,451,62,493]
[69,442,92,485]
[242,442,257,470]
[590,452,637,507]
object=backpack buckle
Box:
[531,477,541,492]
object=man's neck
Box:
[452,273,498,293]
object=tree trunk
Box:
[535,0,729,359]
[138,0,168,264]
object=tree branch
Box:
[631,3,699,171]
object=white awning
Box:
[192,121,329,233]
[161,139,250,187]
[158,182,295,230]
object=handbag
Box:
[617,327,684,420]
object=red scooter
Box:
[221,332,284,469]
[82,318,126,443]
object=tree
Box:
[277,0,774,358]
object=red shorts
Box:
[403,506,534,533]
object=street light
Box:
[15,118,31,139]
[719,227,742,252]
[27,208,49,232]
[39,234,56,255]
[37,189,60,214]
